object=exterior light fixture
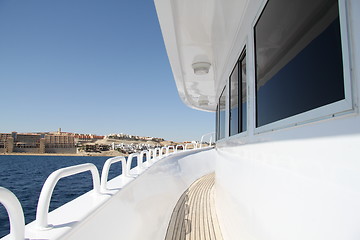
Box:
[198,95,209,106]
[192,62,211,75]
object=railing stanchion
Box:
[101,157,127,191]
[0,187,25,240]
[36,163,100,230]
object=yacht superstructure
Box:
[155,0,360,239]
[1,0,360,239]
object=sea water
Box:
[0,155,133,238]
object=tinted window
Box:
[229,50,247,136]
[216,105,219,140]
[240,52,247,132]
[219,87,226,139]
[229,63,239,136]
[255,0,344,127]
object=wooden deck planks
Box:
[165,173,223,240]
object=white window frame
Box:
[216,86,228,141]
[253,0,353,135]
[228,46,249,140]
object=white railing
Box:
[139,150,150,168]
[200,132,215,148]
[126,153,141,176]
[166,146,175,155]
[161,146,167,157]
[148,149,155,163]
[35,163,101,230]
[154,148,161,159]
[100,156,127,191]
[0,143,211,238]
[176,144,185,152]
[0,187,25,240]
[185,142,197,150]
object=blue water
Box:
[0,155,134,238]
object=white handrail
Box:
[148,149,154,163]
[0,187,25,240]
[150,149,158,163]
[100,156,127,191]
[154,148,161,160]
[161,146,167,157]
[200,132,215,147]
[158,147,162,157]
[126,153,140,175]
[166,146,175,155]
[139,150,150,168]
[176,144,184,152]
[185,143,197,150]
[36,163,101,230]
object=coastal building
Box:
[74,134,104,143]
[1,130,165,155]
[106,133,164,142]
[45,134,76,154]
[8,132,42,153]
[0,133,10,149]
[0,133,13,153]
[0,131,76,154]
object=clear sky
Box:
[0,0,214,142]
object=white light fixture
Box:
[198,95,209,106]
[192,62,211,75]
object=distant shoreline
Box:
[0,150,127,157]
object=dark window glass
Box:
[229,63,239,136]
[240,52,247,132]
[219,87,226,140]
[255,0,344,127]
[229,50,247,136]
[216,105,219,140]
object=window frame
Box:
[217,87,227,140]
[216,104,219,141]
[253,0,353,135]
[229,48,247,137]
[239,50,247,133]
[229,57,240,136]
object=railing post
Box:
[176,144,184,152]
[0,187,25,240]
[126,153,141,176]
[36,163,100,230]
[139,150,150,168]
[161,146,167,157]
[146,150,151,164]
[154,148,161,159]
[151,148,157,162]
[148,149,154,163]
[100,156,127,191]
[200,132,215,147]
[158,147,163,157]
[166,146,175,155]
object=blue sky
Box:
[0,0,214,141]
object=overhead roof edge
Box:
[154,0,217,112]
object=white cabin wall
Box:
[215,135,360,240]
[214,0,360,239]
